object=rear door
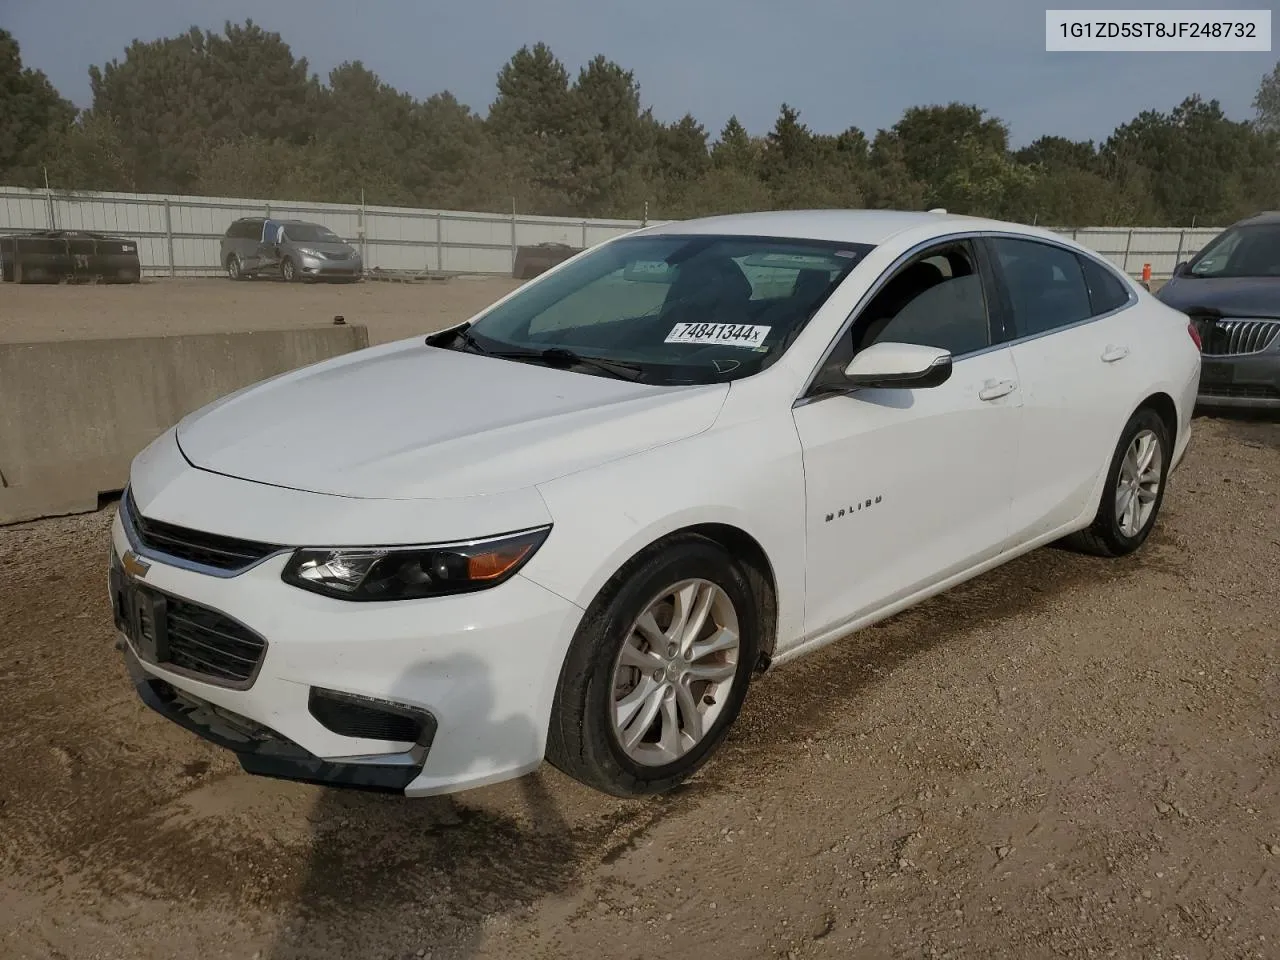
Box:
[981,235,1139,543]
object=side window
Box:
[855,242,992,357]
[989,237,1092,337]
[1077,254,1132,315]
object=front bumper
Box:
[298,254,363,279]
[1197,350,1280,410]
[109,501,584,797]
[125,647,434,791]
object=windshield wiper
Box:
[431,326,645,380]
[483,345,645,381]
[536,347,646,381]
[457,329,492,355]
[427,325,492,355]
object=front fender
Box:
[523,410,808,653]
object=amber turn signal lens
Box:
[467,543,534,580]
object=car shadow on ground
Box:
[262,651,581,960]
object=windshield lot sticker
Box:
[665,323,771,348]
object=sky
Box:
[2,0,1275,148]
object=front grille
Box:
[125,488,280,572]
[308,688,428,743]
[162,595,267,684]
[1199,383,1280,400]
[1202,318,1280,357]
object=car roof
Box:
[631,208,1058,247]
[1232,211,1280,227]
[230,217,321,225]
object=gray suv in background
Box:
[220,217,363,282]
[1157,211,1280,409]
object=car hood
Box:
[175,339,729,500]
[1157,276,1280,318]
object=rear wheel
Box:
[546,535,759,797]
[226,254,243,281]
[1063,407,1171,557]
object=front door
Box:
[250,219,284,272]
[791,238,1022,642]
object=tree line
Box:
[3,21,1279,226]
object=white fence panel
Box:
[0,184,1232,280]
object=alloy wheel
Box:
[1115,428,1162,537]
[609,578,741,767]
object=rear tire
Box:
[546,534,759,798]
[1063,407,1171,558]
[226,254,243,281]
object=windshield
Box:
[1188,224,1280,279]
[458,234,872,384]
[284,224,343,243]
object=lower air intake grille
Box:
[163,596,267,685]
[1200,384,1280,400]
[308,688,429,743]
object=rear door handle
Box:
[978,379,1017,401]
[1101,344,1129,363]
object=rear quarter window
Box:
[1078,255,1132,315]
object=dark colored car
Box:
[0,230,141,284]
[220,217,363,282]
[1157,212,1280,410]
[512,242,582,279]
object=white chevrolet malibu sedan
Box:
[110,210,1202,798]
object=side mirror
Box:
[841,341,953,389]
[1173,261,1188,277]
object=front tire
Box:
[280,256,298,282]
[546,535,759,797]
[1064,407,1171,557]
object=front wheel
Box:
[546,535,759,797]
[1063,407,1171,557]
[280,256,298,282]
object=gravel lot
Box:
[1,279,1278,960]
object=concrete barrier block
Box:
[0,325,369,525]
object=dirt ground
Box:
[0,276,523,346]
[1,279,1278,960]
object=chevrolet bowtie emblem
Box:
[122,550,151,580]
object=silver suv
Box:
[220,217,363,282]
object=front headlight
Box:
[297,247,321,258]
[280,526,551,601]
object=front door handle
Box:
[978,378,1017,401]
[1101,344,1129,363]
